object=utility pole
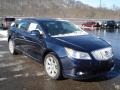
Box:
[100,0,101,8]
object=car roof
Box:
[23,18,68,22]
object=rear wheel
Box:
[44,53,62,80]
[8,39,18,55]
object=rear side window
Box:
[18,21,29,31]
[10,21,19,28]
[10,22,15,27]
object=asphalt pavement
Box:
[0,29,120,90]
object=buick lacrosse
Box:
[8,18,114,80]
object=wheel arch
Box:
[42,49,59,64]
[8,35,11,42]
[43,49,64,79]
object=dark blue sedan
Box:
[8,18,114,80]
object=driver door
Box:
[25,22,45,62]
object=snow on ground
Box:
[0,30,8,37]
[0,30,8,41]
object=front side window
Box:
[28,23,42,32]
[28,23,37,32]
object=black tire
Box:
[8,39,18,55]
[44,53,62,80]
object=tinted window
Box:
[18,21,29,30]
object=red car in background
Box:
[81,21,100,28]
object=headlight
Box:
[65,47,91,60]
[92,47,113,61]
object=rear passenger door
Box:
[14,20,30,51]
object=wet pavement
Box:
[0,29,120,90]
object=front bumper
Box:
[60,57,114,79]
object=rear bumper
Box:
[60,57,114,79]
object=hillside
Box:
[0,0,120,19]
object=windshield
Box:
[40,20,88,36]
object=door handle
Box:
[30,33,36,36]
[21,36,26,39]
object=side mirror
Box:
[30,30,44,37]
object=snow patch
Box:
[0,77,7,81]
[24,73,29,77]
[0,30,8,37]
[0,37,7,41]
[0,51,9,54]
[11,65,24,72]
[36,71,45,76]
[0,60,25,68]
[0,55,3,58]
[14,74,23,78]
[114,83,120,90]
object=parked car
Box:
[81,21,101,28]
[8,18,114,80]
[2,17,15,30]
[116,21,120,28]
[101,20,117,29]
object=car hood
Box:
[53,34,110,52]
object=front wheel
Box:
[44,53,62,80]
